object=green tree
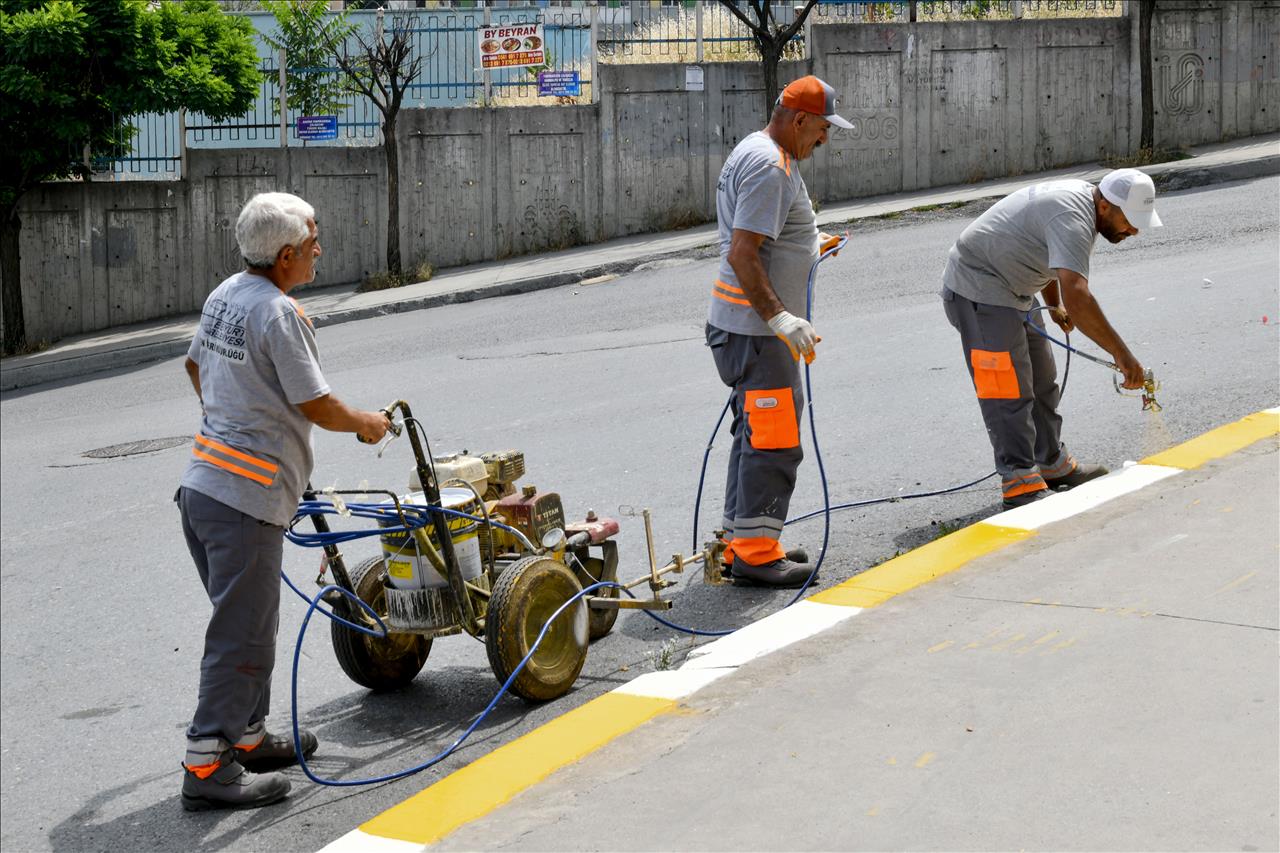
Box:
[323,12,422,277]
[717,0,819,119]
[261,0,355,119]
[0,0,260,354]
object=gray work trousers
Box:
[706,324,804,565]
[178,486,282,762]
[942,288,1074,500]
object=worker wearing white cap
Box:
[940,168,1163,509]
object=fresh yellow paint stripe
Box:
[360,692,673,846]
[1142,410,1279,469]
[809,523,1034,608]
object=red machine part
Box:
[565,510,620,544]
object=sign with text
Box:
[479,22,545,69]
[537,70,580,97]
[296,115,338,141]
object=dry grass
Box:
[357,259,434,293]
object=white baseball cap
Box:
[1099,168,1163,230]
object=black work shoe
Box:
[1045,462,1109,491]
[1002,488,1049,510]
[731,558,815,589]
[233,728,318,771]
[720,547,810,578]
[181,754,290,812]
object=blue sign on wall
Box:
[297,115,338,141]
[537,71,581,98]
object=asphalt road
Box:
[1,176,1276,853]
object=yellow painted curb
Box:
[809,522,1034,609]
[360,692,674,846]
[1142,410,1280,469]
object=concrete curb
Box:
[317,409,1279,852]
[2,152,1275,394]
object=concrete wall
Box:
[10,2,1278,348]
[1144,1,1280,147]
[807,18,1134,199]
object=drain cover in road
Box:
[82,436,189,459]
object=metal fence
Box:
[97,0,1122,178]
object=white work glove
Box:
[767,310,820,364]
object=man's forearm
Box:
[729,252,785,322]
[1056,274,1131,361]
[184,358,202,402]
[297,394,374,434]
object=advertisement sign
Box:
[537,70,580,97]
[478,22,546,69]
[296,115,338,141]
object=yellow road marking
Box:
[350,410,1279,847]
[361,692,673,846]
[1212,571,1257,596]
[927,640,954,653]
[1142,410,1279,469]
[1047,636,1078,654]
[867,806,880,817]
[1032,630,1061,646]
[810,523,1035,609]
[989,633,1026,652]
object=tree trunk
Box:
[383,116,401,276]
[760,41,782,121]
[1,203,25,355]
[1139,0,1156,153]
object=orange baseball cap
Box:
[779,76,852,128]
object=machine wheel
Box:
[573,544,619,642]
[331,556,431,691]
[485,556,588,702]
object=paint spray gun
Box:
[1075,350,1162,411]
[1114,368,1162,412]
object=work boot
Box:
[720,547,811,578]
[731,558,815,589]
[181,752,290,812]
[233,725,318,771]
[1045,462,1109,491]
[1002,488,1049,510]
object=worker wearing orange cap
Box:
[706,75,850,588]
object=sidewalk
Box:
[325,410,1279,852]
[2,134,1276,393]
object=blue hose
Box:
[281,572,620,787]
[275,235,1019,785]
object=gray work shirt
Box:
[181,271,330,527]
[708,131,818,336]
[943,179,1098,311]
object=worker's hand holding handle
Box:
[768,310,820,364]
[1113,350,1145,390]
[818,231,847,257]
[1049,305,1074,334]
[355,410,393,444]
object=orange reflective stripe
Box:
[713,289,752,307]
[193,448,275,487]
[970,349,1021,399]
[1002,474,1047,499]
[183,760,221,780]
[729,536,785,566]
[1003,480,1047,499]
[715,279,745,295]
[194,434,278,474]
[745,387,800,449]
